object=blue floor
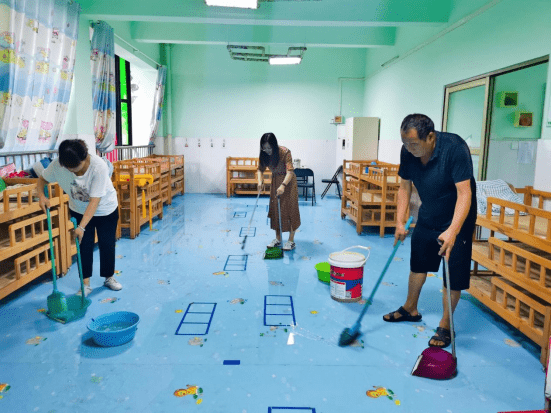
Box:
[0,193,545,413]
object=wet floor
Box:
[0,193,544,412]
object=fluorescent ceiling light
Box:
[269,56,302,65]
[205,0,258,9]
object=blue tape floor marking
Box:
[268,408,315,413]
[175,302,217,335]
[223,360,241,365]
[263,295,296,326]
[233,212,247,218]
[239,227,256,237]
[224,255,248,271]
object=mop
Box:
[241,186,262,250]
[411,256,457,380]
[338,216,414,347]
[263,196,284,260]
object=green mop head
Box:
[263,246,283,260]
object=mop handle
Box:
[443,257,456,359]
[357,216,414,322]
[277,196,283,252]
[71,217,86,306]
[245,186,262,234]
[44,186,57,292]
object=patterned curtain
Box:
[0,0,80,152]
[149,65,166,144]
[90,20,116,153]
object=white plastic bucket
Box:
[328,245,370,302]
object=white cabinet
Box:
[336,117,380,168]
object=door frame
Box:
[441,55,549,181]
[442,78,490,180]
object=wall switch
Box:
[511,141,519,150]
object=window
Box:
[115,55,133,146]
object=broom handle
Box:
[357,216,414,323]
[246,186,262,234]
[443,257,456,359]
[44,186,57,292]
[277,196,283,255]
[71,218,86,306]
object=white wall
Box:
[362,0,551,194]
[175,137,336,196]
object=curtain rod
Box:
[91,21,163,68]
[113,33,163,68]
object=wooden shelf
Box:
[226,157,272,197]
[0,179,64,301]
[340,160,412,237]
[471,186,551,366]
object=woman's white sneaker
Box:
[77,286,93,297]
[282,241,296,251]
[267,239,281,248]
[103,277,122,291]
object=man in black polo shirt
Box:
[383,114,477,348]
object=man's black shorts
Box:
[410,222,475,291]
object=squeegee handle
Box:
[357,216,414,322]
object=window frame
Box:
[115,55,133,147]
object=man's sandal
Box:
[383,306,422,323]
[428,327,453,348]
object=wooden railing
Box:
[0,145,155,172]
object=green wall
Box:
[169,45,366,140]
[362,0,551,146]
[63,19,161,136]
[63,15,95,135]
[490,63,548,140]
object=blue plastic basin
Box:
[87,311,139,347]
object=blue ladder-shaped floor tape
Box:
[268,408,316,413]
[175,302,217,335]
[224,255,248,271]
[234,212,247,218]
[264,295,296,326]
[239,227,256,237]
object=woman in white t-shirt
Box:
[38,139,121,296]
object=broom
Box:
[242,185,262,250]
[338,216,414,347]
[263,196,284,260]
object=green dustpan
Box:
[47,218,92,323]
[45,214,92,323]
[46,295,92,324]
[44,186,68,317]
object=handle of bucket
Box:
[337,245,371,261]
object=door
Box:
[443,78,490,180]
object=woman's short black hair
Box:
[58,139,88,169]
[259,132,280,170]
[400,114,435,141]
